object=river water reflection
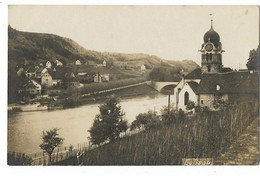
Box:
[8,95,173,154]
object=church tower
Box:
[200,15,224,73]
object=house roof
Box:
[49,71,64,79]
[222,67,233,73]
[26,66,39,73]
[36,66,46,74]
[184,68,202,79]
[196,71,259,94]
[16,64,30,72]
[187,81,199,92]
[24,80,40,89]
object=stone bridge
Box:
[147,81,179,92]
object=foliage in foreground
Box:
[39,128,64,164]
[130,111,162,131]
[88,97,128,145]
[7,152,33,165]
[81,101,258,165]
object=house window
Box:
[201,100,204,104]
[184,91,189,105]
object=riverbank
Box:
[79,84,160,105]
[8,83,160,113]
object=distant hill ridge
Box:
[8,25,199,71]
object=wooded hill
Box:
[8,25,199,72]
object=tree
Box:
[246,46,260,71]
[88,97,128,145]
[39,128,63,164]
[149,66,182,82]
[131,111,162,131]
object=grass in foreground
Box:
[56,101,258,165]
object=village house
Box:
[94,72,109,83]
[41,72,52,88]
[24,80,42,95]
[45,60,52,69]
[64,71,80,86]
[75,60,82,66]
[50,71,63,87]
[54,59,63,66]
[113,60,139,70]
[25,66,38,78]
[84,60,97,66]
[97,60,107,67]
[36,66,48,78]
[140,64,146,71]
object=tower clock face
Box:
[205,44,213,51]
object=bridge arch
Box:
[147,81,179,93]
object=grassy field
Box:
[56,100,258,165]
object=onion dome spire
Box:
[203,14,220,48]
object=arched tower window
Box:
[209,53,212,60]
[207,65,211,72]
[184,91,189,105]
[206,53,209,61]
[216,84,220,91]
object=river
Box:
[8,94,174,155]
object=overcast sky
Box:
[8,5,259,69]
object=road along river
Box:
[8,94,174,155]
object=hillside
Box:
[8,25,199,71]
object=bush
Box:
[186,101,195,110]
[8,152,33,165]
[131,111,162,131]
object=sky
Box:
[8,5,259,69]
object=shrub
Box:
[7,152,33,165]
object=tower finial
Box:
[210,14,213,29]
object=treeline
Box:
[149,66,182,82]
[78,101,258,165]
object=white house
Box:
[94,73,109,83]
[55,60,63,66]
[141,64,146,71]
[41,72,52,88]
[75,60,82,65]
[24,80,42,95]
[36,67,48,78]
[103,60,106,67]
[45,61,52,69]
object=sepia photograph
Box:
[6,5,259,167]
